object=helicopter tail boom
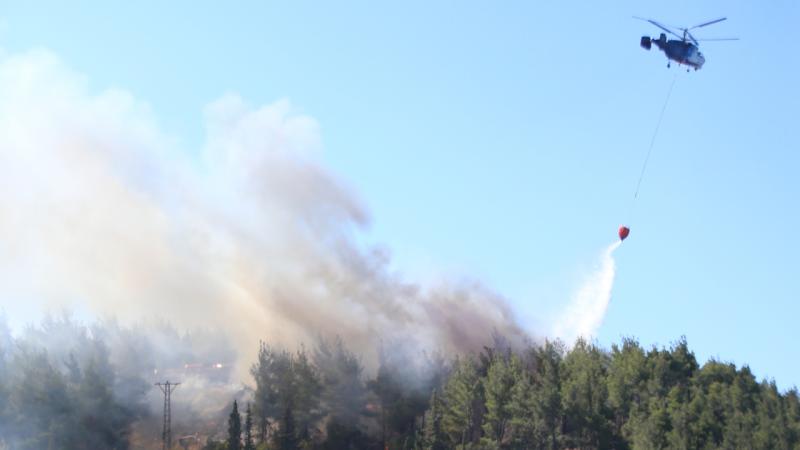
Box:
[641,34,668,51]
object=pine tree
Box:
[441,357,482,447]
[314,336,368,449]
[560,338,612,449]
[228,400,242,450]
[607,337,647,437]
[424,389,447,450]
[276,399,298,450]
[534,340,564,450]
[372,350,396,448]
[251,342,277,444]
[244,402,255,450]
[508,359,537,449]
[313,337,367,424]
[481,354,516,446]
[293,346,322,442]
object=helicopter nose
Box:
[691,51,705,68]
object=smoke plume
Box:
[0,49,529,372]
[552,241,620,344]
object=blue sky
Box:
[3,1,799,388]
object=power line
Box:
[156,381,180,450]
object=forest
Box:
[1,316,799,449]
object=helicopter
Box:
[635,17,738,71]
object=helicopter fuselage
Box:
[643,33,706,69]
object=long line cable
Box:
[633,73,678,200]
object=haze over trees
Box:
[0,314,238,449]
[233,336,800,449]
[1,315,799,449]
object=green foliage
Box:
[276,400,298,450]
[312,336,374,449]
[245,402,256,450]
[321,418,373,450]
[370,342,441,449]
[384,335,799,450]
[313,336,367,426]
[9,311,800,450]
[0,315,139,450]
[560,338,613,449]
[481,353,516,446]
[608,337,647,434]
[293,345,323,442]
[251,342,277,443]
[441,356,483,447]
[201,438,228,450]
[251,343,323,447]
[228,400,242,450]
[424,389,447,450]
[532,340,565,450]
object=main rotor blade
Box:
[685,30,699,46]
[633,17,683,40]
[695,38,739,41]
[690,17,727,29]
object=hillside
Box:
[1,317,798,449]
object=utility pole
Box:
[156,381,180,450]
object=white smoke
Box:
[553,241,620,344]
[0,49,528,374]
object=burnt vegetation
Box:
[1,316,799,449]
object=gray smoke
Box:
[0,312,246,447]
[0,49,529,376]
